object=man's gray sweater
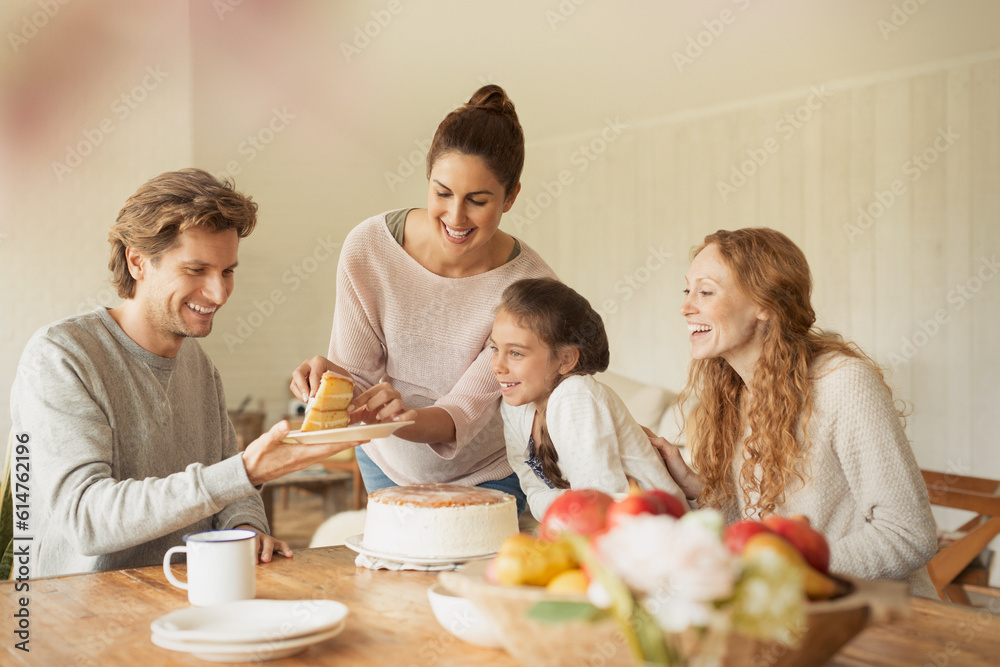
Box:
[10,308,267,578]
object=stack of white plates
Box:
[150,599,349,662]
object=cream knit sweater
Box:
[728,353,938,597]
[503,374,685,520]
[328,211,556,485]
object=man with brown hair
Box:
[10,169,354,577]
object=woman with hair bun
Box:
[648,227,938,596]
[292,85,555,513]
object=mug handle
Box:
[163,546,188,590]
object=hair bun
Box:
[467,84,515,116]
[428,84,524,194]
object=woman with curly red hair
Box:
[650,227,938,597]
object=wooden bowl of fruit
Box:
[440,489,912,667]
[442,562,909,667]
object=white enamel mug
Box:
[162,529,257,606]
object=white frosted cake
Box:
[362,484,518,558]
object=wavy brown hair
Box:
[681,228,900,517]
[427,84,524,197]
[108,168,258,298]
[498,278,610,489]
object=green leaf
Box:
[562,534,677,665]
[527,600,607,623]
[631,602,676,665]
[0,540,11,583]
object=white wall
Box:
[1,1,193,440]
[516,53,1000,482]
[510,54,1000,582]
[2,3,999,570]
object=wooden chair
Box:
[921,469,1000,604]
[281,414,366,512]
[318,457,366,511]
[228,409,266,450]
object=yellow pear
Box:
[743,533,840,600]
[546,568,589,594]
[494,533,577,587]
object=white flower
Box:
[679,508,726,537]
[594,514,741,632]
[730,548,806,644]
[586,580,613,609]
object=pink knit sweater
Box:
[328,211,556,485]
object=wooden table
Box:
[1,546,998,666]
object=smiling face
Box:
[129,226,238,356]
[682,243,769,381]
[489,310,576,408]
[426,152,518,266]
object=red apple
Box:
[723,519,773,554]
[604,484,692,527]
[645,489,688,518]
[605,494,667,527]
[540,489,614,540]
[761,515,831,573]
[484,557,500,584]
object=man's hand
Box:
[641,426,704,501]
[290,356,353,404]
[241,420,368,486]
[236,524,292,563]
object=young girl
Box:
[490,277,684,520]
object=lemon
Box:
[546,568,589,594]
[495,534,577,587]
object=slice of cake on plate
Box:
[301,372,354,431]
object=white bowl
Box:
[427,582,503,649]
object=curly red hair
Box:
[680,228,901,517]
